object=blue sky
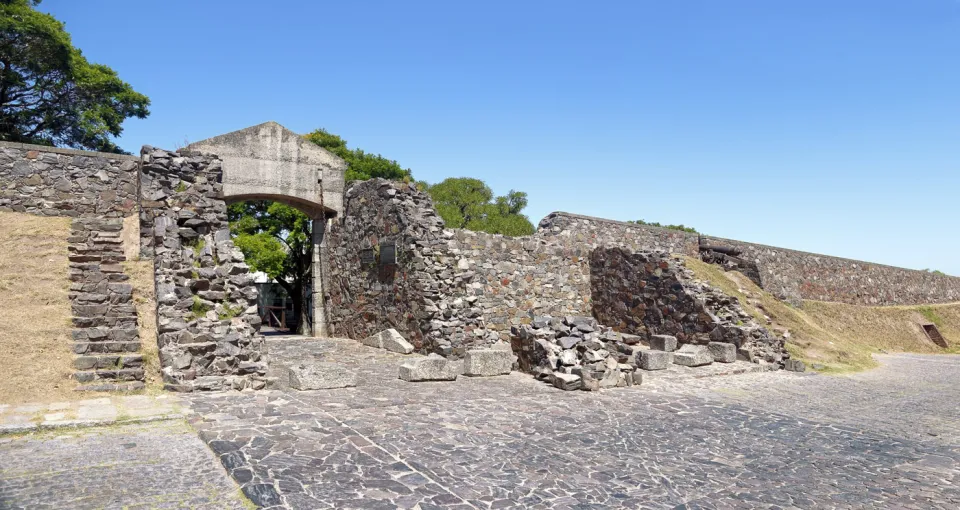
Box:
[44,0,960,274]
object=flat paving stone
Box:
[0,421,249,509]
[185,339,960,509]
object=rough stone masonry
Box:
[3,121,960,393]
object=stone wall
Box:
[539,211,960,307]
[538,212,700,256]
[450,230,591,340]
[701,235,960,306]
[139,147,266,391]
[0,141,139,217]
[324,179,486,357]
[1,142,146,389]
[589,247,786,364]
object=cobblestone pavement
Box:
[0,420,250,509]
[186,339,960,509]
[646,353,960,444]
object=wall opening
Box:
[226,198,325,337]
[921,323,948,348]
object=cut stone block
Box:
[673,345,713,367]
[463,348,515,377]
[551,372,582,391]
[649,335,678,352]
[362,328,414,354]
[707,342,737,363]
[288,363,357,390]
[784,359,806,372]
[639,350,673,370]
[399,354,458,382]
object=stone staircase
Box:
[68,218,145,391]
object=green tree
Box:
[304,128,411,182]
[425,177,535,236]
[229,201,313,334]
[0,0,149,153]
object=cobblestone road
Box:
[186,340,960,509]
[0,421,249,509]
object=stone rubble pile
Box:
[681,273,787,364]
[512,315,645,391]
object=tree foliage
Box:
[229,201,313,333]
[627,219,699,234]
[304,128,411,182]
[0,0,149,153]
[424,177,535,236]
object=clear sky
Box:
[43,0,960,275]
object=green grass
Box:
[189,296,210,320]
[918,306,944,327]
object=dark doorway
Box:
[921,324,948,348]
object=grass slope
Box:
[0,211,75,403]
[684,256,960,373]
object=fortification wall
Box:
[0,142,139,217]
[700,235,960,306]
[541,211,960,307]
[537,212,700,256]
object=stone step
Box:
[73,341,141,354]
[71,316,138,328]
[73,355,143,371]
[76,381,146,392]
[74,367,145,383]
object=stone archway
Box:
[188,122,347,337]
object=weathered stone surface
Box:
[673,345,714,367]
[399,354,459,382]
[287,363,357,390]
[784,359,806,372]
[362,328,414,354]
[591,248,788,366]
[639,350,673,370]
[463,348,515,377]
[650,335,678,352]
[140,148,266,392]
[708,342,737,363]
[551,372,581,391]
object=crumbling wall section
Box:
[139,147,266,391]
[589,247,787,365]
[324,179,486,357]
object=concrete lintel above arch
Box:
[188,121,346,218]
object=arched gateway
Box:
[188,122,347,337]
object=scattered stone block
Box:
[639,350,673,370]
[784,359,806,372]
[288,363,357,390]
[650,335,678,352]
[399,354,459,382]
[551,372,582,391]
[673,344,713,367]
[362,329,414,354]
[707,342,737,363]
[463,348,515,377]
